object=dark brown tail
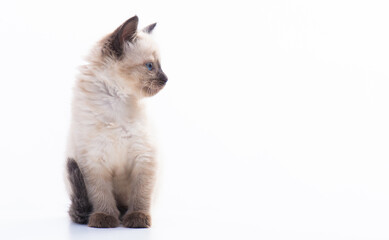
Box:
[67,158,92,224]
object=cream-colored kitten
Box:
[65,16,167,228]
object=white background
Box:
[0,0,388,239]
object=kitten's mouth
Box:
[142,84,165,97]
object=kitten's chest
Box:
[85,120,147,169]
[92,96,146,146]
[104,121,142,142]
[73,88,151,166]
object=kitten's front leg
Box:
[83,165,120,228]
[122,158,156,228]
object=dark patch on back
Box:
[67,158,92,224]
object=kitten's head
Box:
[99,16,167,98]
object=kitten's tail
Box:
[67,158,92,224]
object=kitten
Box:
[65,16,167,228]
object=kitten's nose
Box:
[159,71,168,83]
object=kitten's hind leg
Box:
[66,158,92,224]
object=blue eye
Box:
[145,62,153,71]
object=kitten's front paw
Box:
[88,212,119,228]
[122,211,151,228]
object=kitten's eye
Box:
[145,62,153,71]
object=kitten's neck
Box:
[76,65,144,124]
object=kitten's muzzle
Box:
[158,71,168,85]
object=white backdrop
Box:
[0,0,388,239]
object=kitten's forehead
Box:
[125,32,160,63]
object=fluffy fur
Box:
[65,16,167,228]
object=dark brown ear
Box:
[143,23,157,34]
[109,16,139,58]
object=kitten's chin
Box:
[141,85,165,97]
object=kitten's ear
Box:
[109,16,139,58]
[143,23,157,34]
